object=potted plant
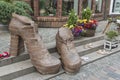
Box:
[64,9,82,37]
[77,19,98,37]
[77,7,98,37]
[64,9,84,37]
[104,30,119,50]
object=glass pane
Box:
[82,0,92,9]
[62,0,74,16]
[39,0,57,16]
[112,0,120,13]
[95,0,102,13]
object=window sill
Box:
[37,16,68,22]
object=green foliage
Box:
[106,30,118,40]
[67,9,78,27]
[0,1,33,24]
[14,1,33,14]
[82,7,92,21]
[1,0,15,3]
[0,1,14,24]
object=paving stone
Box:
[50,52,120,80]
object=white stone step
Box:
[0,40,104,80]
[0,60,35,80]
[13,45,120,80]
[0,34,104,67]
[51,40,104,59]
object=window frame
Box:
[95,0,103,13]
[39,0,58,17]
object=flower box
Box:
[83,29,96,37]
[104,40,119,50]
[77,19,97,37]
[64,8,97,37]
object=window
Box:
[39,0,57,16]
[110,0,120,14]
[95,0,102,13]
[82,0,92,9]
[62,0,74,16]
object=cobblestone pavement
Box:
[50,51,120,80]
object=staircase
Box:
[0,33,120,80]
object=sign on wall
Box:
[113,0,120,13]
[110,0,120,14]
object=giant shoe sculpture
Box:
[56,27,81,73]
[9,13,61,74]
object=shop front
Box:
[25,0,107,27]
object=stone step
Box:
[13,46,120,80]
[0,60,36,80]
[0,38,104,67]
[0,24,8,32]
[46,33,104,53]
[0,40,104,80]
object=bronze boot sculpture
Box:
[9,13,61,74]
[56,27,81,73]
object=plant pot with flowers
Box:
[104,30,119,50]
[64,9,84,38]
[77,19,98,37]
[78,7,98,37]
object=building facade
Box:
[24,0,120,27]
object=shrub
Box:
[0,1,14,24]
[0,0,33,24]
[82,7,92,21]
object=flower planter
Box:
[104,39,119,50]
[82,29,95,37]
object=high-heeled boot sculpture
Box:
[9,13,61,74]
[56,27,81,73]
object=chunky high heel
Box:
[10,33,24,56]
[56,27,81,73]
[9,13,61,74]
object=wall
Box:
[24,0,120,27]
